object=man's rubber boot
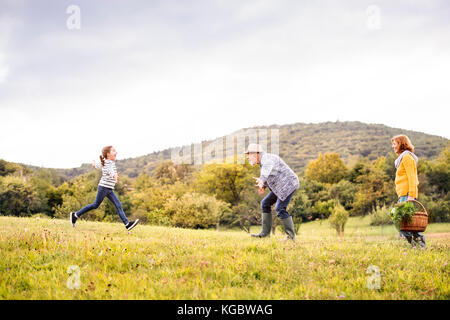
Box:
[282,216,296,241]
[251,212,272,238]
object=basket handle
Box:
[406,199,428,216]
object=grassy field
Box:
[0,216,449,300]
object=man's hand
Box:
[253,177,265,189]
[114,174,119,183]
[92,161,96,168]
[407,196,415,202]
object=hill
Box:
[52,121,448,179]
[248,121,447,172]
[18,121,447,179]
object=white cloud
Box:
[0,61,8,84]
[0,12,20,85]
[0,0,449,168]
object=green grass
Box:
[0,216,449,300]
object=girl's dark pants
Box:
[76,185,129,225]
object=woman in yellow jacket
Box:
[391,135,425,248]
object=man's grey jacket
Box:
[259,152,299,201]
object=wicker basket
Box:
[399,200,428,232]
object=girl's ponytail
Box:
[100,155,105,167]
[100,146,113,167]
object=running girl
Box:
[70,146,139,231]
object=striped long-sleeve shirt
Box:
[95,160,118,189]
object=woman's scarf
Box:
[395,151,418,169]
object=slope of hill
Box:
[40,121,448,179]
[118,121,448,177]
[267,121,448,171]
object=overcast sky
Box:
[0,0,449,168]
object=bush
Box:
[328,180,358,210]
[164,192,229,229]
[53,172,111,222]
[419,194,450,223]
[131,208,171,226]
[328,203,349,236]
[426,199,450,223]
[305,153,349,184]
[289,190,313,222]
[0,176,39,216]
[312,200,335,219]
[369,205,392,226]
[350,162,395,216]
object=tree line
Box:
[0,144,448,231]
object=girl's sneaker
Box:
[70,212,78,227]
[126,219,140,231]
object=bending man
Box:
[245,143,299,241]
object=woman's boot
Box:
[413,233,426,248]
[399,231,413,244]
[251,212,272,238]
